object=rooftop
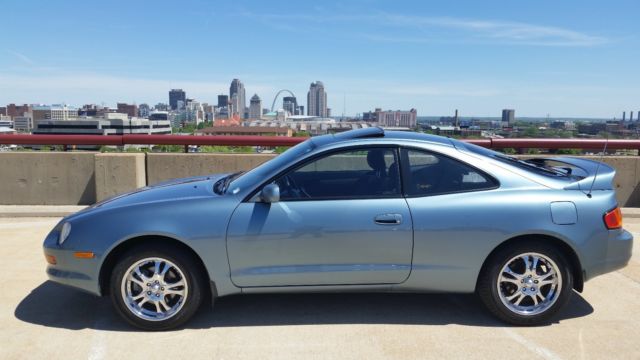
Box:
[197,126,291,135]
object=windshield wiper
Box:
[215,171,243,194]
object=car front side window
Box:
[275,147,401,201]
[402,148,497,197]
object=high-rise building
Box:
[202,103,215,122]
[30,104,78,123]
[117,103,138,118]
[79,104,112,117]
[138,104,151,118]
[13,116,33,132]
[6,104,30,119]
[185,99,205,124]
[307,81,327,117]
[365,108,417,128]
[229,79,246,118]
[502,109,515,124]
[230,93,239,115]
[249,94,262,119]
[154,103,169,111]
[283,96,298,115]
[217,95,229,108]
[169,89,186,110]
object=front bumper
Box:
[42,228,102,296]
[585,228,633,281]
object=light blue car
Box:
[43,127,633,330]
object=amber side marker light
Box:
[44,254,57,265]
[74,251,96,259]
[604,207,623,230]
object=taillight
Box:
[604,207,623,229]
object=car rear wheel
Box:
[110,246,205,330]
[478,241,573,325]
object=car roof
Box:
[384,130,455,147]
[311,127,455,149]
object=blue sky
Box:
[1,0,639,118]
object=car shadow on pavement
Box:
[15,281,594,331]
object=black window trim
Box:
[399,146,500,198]
[244,145,404,202]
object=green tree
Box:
[523,126,539,138]
[154,145,184,152]
[199,146,254,153]
[99,146,118,153]
[556,148,581,155]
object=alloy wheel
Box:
[120,257,189,321]
[496,252,562,316]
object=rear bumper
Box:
[585,229,633,281]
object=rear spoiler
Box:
[525,157,616,191]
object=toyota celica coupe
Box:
[43,127,633,330]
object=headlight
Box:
[59,222,72,245]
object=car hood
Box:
[72,173,229,217]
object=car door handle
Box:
[374,214,402,225]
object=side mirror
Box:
[260,183,280,203]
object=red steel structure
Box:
[1,134,640,151]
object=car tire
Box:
[110,244,205,330]
[478,240,573,325]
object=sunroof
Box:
[333,127,384,139]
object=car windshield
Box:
[459,141,576,178]
[227,139,316,194]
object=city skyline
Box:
[1,0,639,117]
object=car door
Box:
[226,146,414,287]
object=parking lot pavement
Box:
[1,218,639,360]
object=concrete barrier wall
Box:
[517,156,640,207]
[598,157,640,207]
[0,152,96,205]
[146,153,276,185]
[95,153,146,202]
[1,152,640,206]
[574,156,640,207]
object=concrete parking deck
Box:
[1,217,639,359]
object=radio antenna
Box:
[587,132,608,198]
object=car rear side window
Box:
[402,149,497,197]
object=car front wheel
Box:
[478,241,573,325]
[110,246,205,330]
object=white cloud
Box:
[392,16,609,46]
[240,12,609,47]
[6,50,35,65]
